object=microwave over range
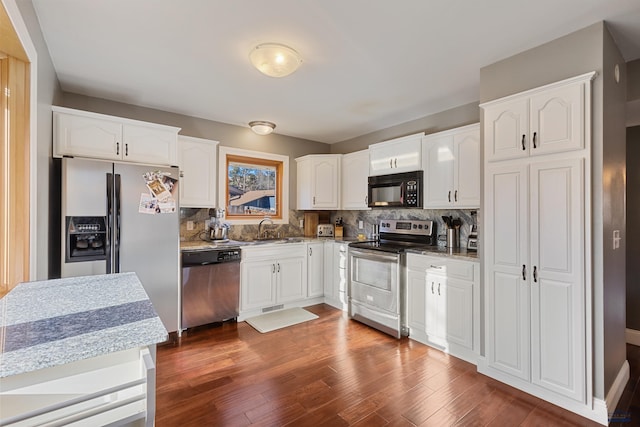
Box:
[368,171,423,208]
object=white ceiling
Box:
[32,0,640,144]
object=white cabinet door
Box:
[296,155,340,210]
[443,277,473,349]
[453,127,480,207]
[485,162,530,381]
[422,124,479,209]
[484,98,529,162]
[484,76,586,162]
[240,260,276,311]
[407,270,427,332]
[369,133,422,176]
[123,124,178,166]
[423,133,454,207]
[311,157,340,209]
[529,83,584,157]
[529,158,585,401]
[323,242,335,300]
[341,150,370,210]
[277,256,306,303]
[54,112,122,161]
[178,136,218,208]
[425,271,443,340]
[307,243,324,298]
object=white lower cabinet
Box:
[307,242,324,298]
[240,244,306,313]
[323,241,348,311]
[406,253,479,363]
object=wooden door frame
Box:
[2,0,38,289]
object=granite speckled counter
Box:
[0,272,168,378]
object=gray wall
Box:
[480,21,627,399]
[12,0,62,279]
[627,126,640,330]
[59,93,331,210]
[629,59,640,101]
[330,101,479,154]
[602,24,628,397]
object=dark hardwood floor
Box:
[155,304,628,426]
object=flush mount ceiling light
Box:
[249,121,276,135]
[249,43,302,78]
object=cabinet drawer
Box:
[406,253,476,282]
[241,243,305,261]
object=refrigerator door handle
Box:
[114,173,122,273]
[106,173,113,274]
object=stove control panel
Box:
[379,219,435,237]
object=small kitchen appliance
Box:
[208,208,229,241]
[467,211,478,251]
[367,171,423,208]
[317,224,335,237]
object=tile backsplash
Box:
[180,207,479,246]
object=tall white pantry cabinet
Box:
[480,72,596,415]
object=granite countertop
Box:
[406,246,479,261]
[180,236,360,251]
[0,272,168,378]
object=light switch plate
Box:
[358,220,364,229]
[186,221,194,231]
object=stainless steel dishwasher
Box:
[181,247,241,329]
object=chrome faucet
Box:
[257,217,274,239]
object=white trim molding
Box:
[626,328,640,346]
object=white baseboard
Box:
[605,360,630,422]
[626,328,640,346]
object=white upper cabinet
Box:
[296,155,341,210]
[178,135,218,208]
[422,124,480,209]
[483,74,588,162]
[369,132,423,176]
[341,149,370,210]
[53,106,180,166]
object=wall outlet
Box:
[186,220,194,231]
[358,220,364,229]
[299,219,304,228]
[613,229,621,250]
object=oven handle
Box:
[349,248,400,263]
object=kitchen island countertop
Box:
[0,272,168,378]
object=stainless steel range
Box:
[348,219,436,338]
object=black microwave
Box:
[368,171,423,208]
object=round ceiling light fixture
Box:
[249,121,276,135]
[249,43,302,78]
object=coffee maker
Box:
[467,211,478,251]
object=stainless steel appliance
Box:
[60,157,180,332]
[209,208,230,240]
[181,247,241,329]
[348,219,436,338]
[317,224,335,237]
[467,211,478,251]
[368,171,423,208]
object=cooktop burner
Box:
[348,219,437,254]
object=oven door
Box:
[348,248,400,313]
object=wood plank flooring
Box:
[156,304,609,426]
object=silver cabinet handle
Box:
[125,143,129,156]
[116,142,120,155]
[522,264,526,280]
[390,159,393,168]
[438,283,441,296]
[394,158,397,168]
[277,263,280,273]
[309,247,312,256]
[430,265,443,269]
[313,196,316,204]
[431,282,434,294]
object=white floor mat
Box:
[245,307,319,333]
